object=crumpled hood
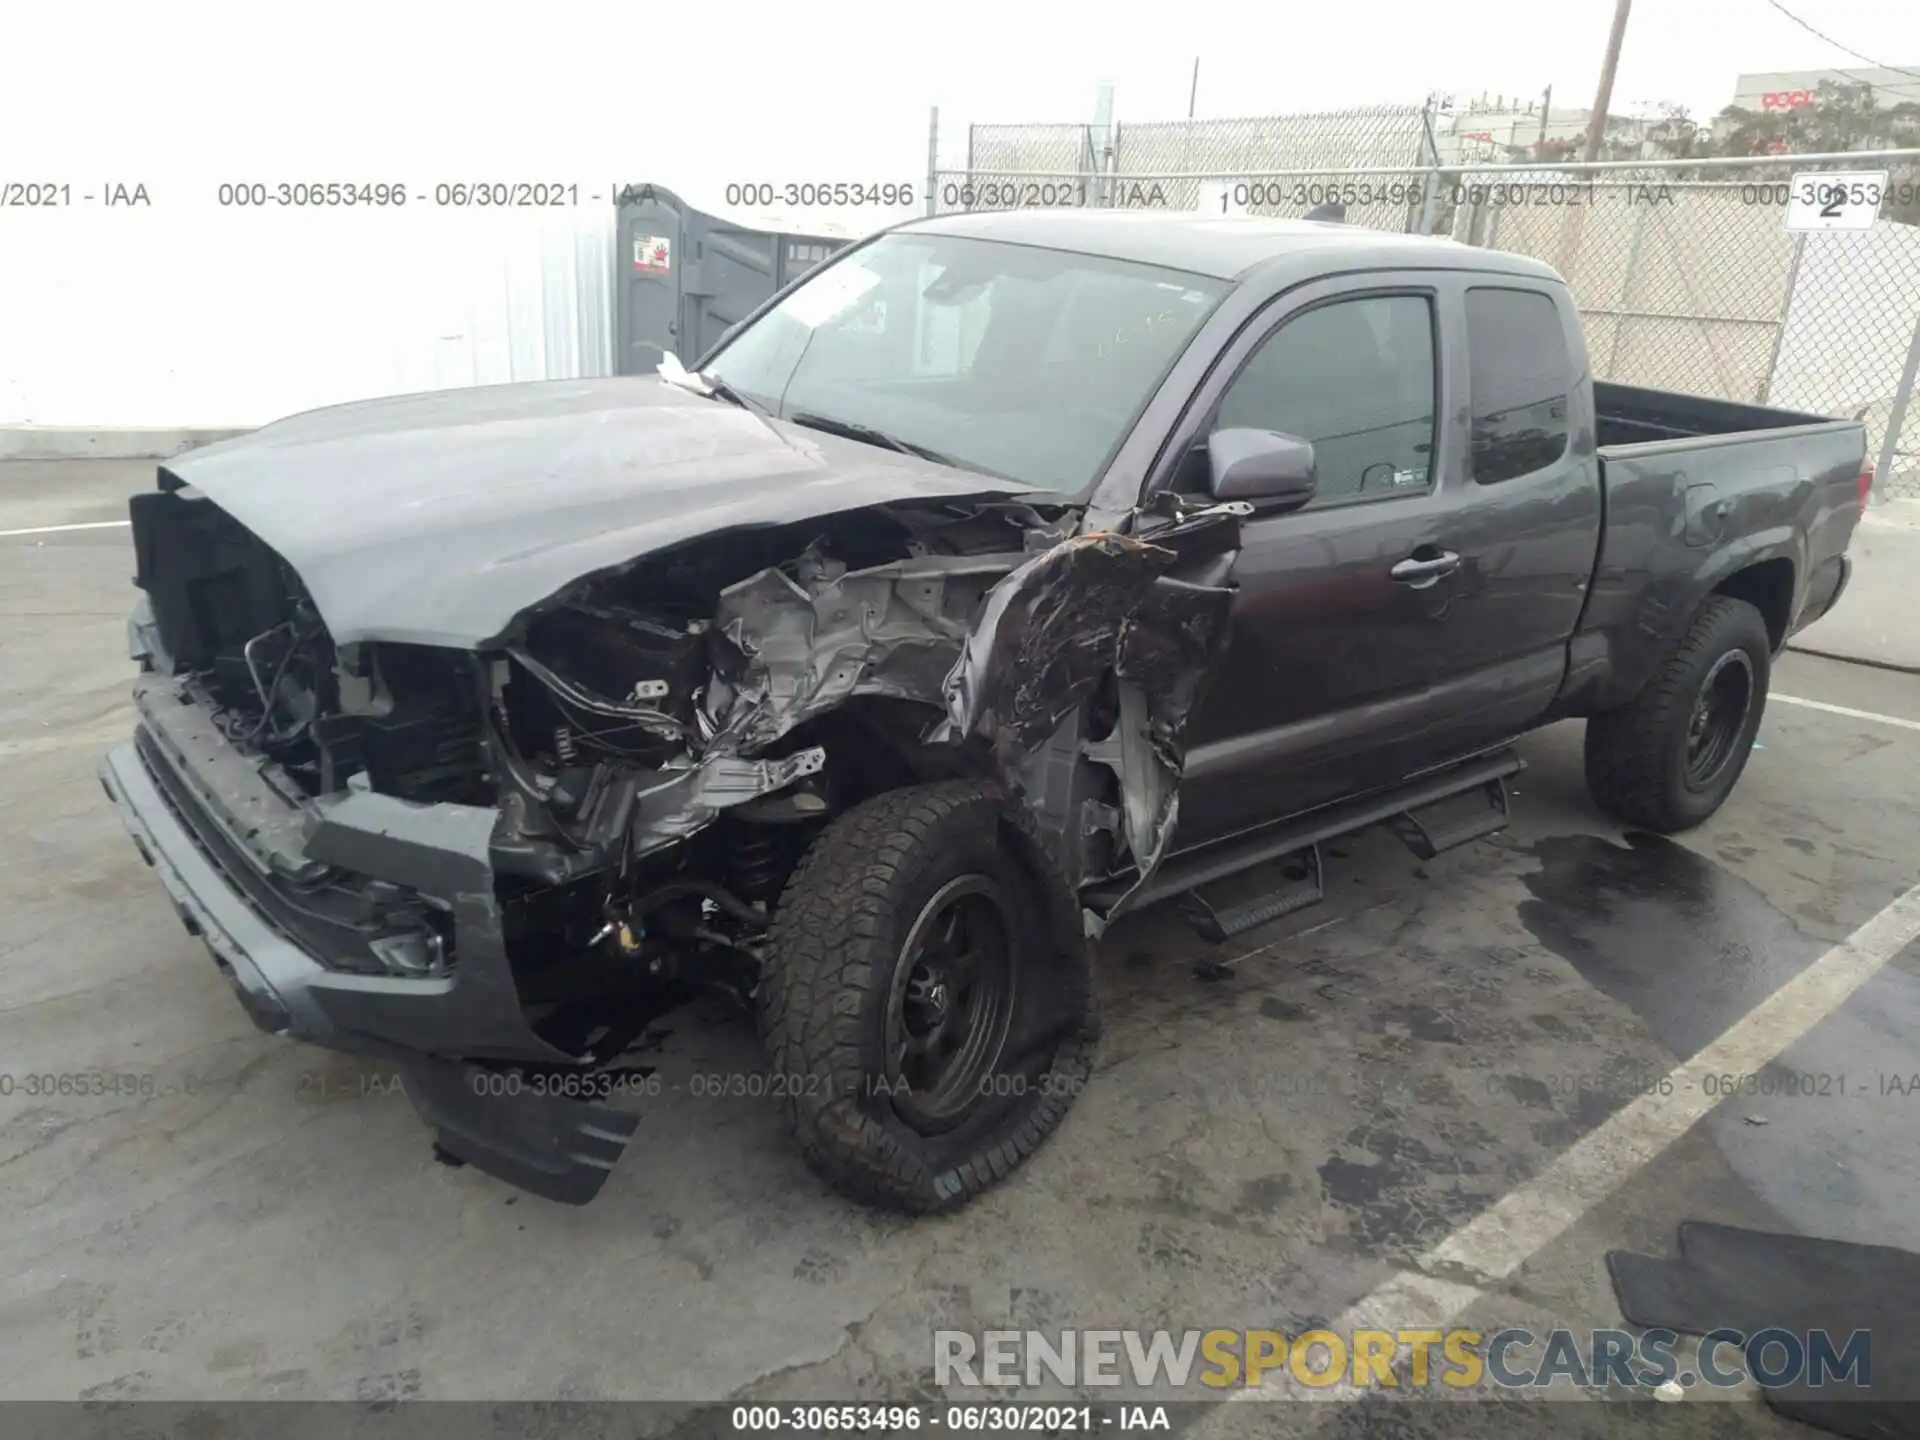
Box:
[162,377,1046,648]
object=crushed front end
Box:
[105,466,1243,1204]
[106,480,671,1199]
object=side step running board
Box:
[1391,773,1513,860]
[1180,843,1324,942]
[1090,747,1523,923]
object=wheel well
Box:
[782,697,997,812]
[1712,558,1794,651]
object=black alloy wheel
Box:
[883,874,1017,1134]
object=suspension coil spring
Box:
[728,826,788,905]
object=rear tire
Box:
[757,780,1098,1213]
[1584,595,1772,833]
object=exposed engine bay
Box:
[126,474,1241,1064]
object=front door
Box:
[1168,280,1467,847]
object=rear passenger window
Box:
[1214,295,1437,507]
[1466,287,1573,483]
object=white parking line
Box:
[0,519,132,539]
[1771,692,1920,734]
[1218,874,1920,1405]
[0,725,134,760]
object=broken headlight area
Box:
[125,485,485,810]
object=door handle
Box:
[1390,551,1461,588]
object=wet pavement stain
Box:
[1085,1166,1309,1241]
[1529,1012,1584,1040]
[1375,1002,1464,1045]
[1518,831,1822,1061]
[1316,1125,1498,1255]
[1492,1074,1555,1109]
[1526,1086,1619,1150]
[1239,1174,1297,1213]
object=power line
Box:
[1759,0,1920,84]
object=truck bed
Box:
[1570,380,1867,720]
[1594,380,1839,450]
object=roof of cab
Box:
[899,209,1566,286]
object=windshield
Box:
[701,232,1227,494]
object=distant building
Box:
[1437,97,1647,164]
[1727,68,1920,115]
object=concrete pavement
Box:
[1790,499,1920,673]
[0,427,250,461]
[7,462,1920,1431]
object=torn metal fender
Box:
[704,551,1023,754]
[663,505,1243,922]
[602,550,1019,859]
[936,531,1177,757]
[935,507,1245,921]
[1087,557,1238,928]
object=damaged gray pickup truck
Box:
[102,211,1868,1212]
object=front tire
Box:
[1585,595,1772,832]
[757,781,1098,1213]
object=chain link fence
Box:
[935,107,1436,226]
[1111,106,1431,201]
[927,111,1920,499]
[1454,156,1920,497]
[966,123,1098,181]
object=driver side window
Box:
[1214,294,1438,508]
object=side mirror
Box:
[1207,428,1318,509]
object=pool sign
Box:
[1784,172,1887,232]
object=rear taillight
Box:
[1858,465,1875,509]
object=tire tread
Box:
[758,780,1096,1213]
[1585,595,1771,832]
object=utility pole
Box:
[1538,83,1553,155]
[1582,0,1633,162]
[1094,80,1116,208]
[1188,58,1200,119]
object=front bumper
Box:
[99,734,639,1204]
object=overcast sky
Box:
[5,0,1919,426]
[7,0,1919,199]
